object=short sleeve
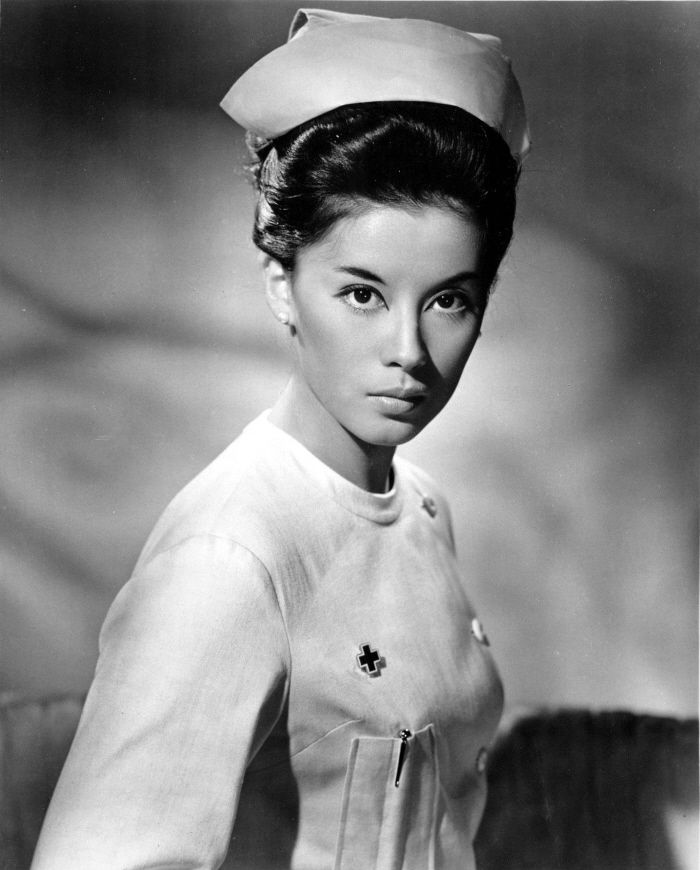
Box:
[31,534,291,870]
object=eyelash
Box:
[340,285,383,315]
[432,292,480,318]
[339,285,480,318]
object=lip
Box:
[370,386,428,401]
[368,389,427,416]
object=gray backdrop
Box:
[1,1,698,716]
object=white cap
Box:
[221,8,530,161]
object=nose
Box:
[380,307,427,372]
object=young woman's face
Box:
[275,203,487,449]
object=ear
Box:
[260,253,293,326]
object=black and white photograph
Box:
[1,1,698,868]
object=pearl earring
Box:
[277,312,289,325]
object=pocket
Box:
[333,724,438,870]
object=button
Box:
[421,495,437,517]
[476,747,488,774]
[471,617,490,646]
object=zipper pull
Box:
[394,728,412,787]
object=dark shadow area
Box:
[476,708,699,870]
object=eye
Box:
[428,291,479,316]
[340,285,385,313]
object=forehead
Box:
[296,204,484,281]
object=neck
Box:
[268,379,395,493]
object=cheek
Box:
[294,298,335,351]
[294,302,365,377]
[425,325,480,382]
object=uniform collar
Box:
[245,412,403,525]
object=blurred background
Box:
[1,1,697,716]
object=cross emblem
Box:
[356,642,386,678]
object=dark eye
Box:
[352,287,373,305]
[435,293,459,310]
[429,292,471,314]
[340,285,384,312]
[428,290,483,317]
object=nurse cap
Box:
[221,8,530,162]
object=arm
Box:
[31,534,290,870]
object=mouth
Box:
[367,390,427,415]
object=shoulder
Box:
[135,414,310,570]
[395,455,451,513]
[394,455,456,548]
[108,535,277,629]
[101,533,291,673]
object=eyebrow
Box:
[336,266,480,288]
[336,266,386,284]
[434,270,481,287]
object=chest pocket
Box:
[333,724,438,870]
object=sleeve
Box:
[31,534,291,870]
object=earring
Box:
[277,312,289,325]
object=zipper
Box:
[394,728,412,787]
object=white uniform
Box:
[32,413,503,870]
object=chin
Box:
[359,417,428,448]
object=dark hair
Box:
[248,102,520,286]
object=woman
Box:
[32,9,529,870]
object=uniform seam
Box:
[290,717,365,761]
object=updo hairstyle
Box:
[248,102,520,287]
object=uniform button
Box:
[476,747,489,774]
[471,617,490,646]
[421,495,437,517]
